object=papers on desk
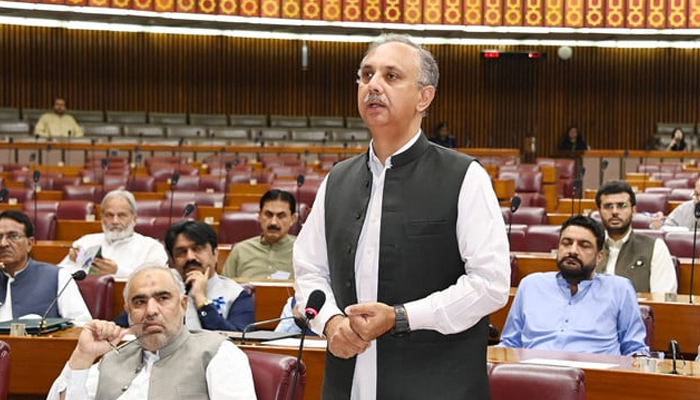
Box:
[259,337,328,349]
[520,358,618,370]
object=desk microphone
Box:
[295,174,305,231]
[508,195,521,242]
[571,179,582,217]
[599,159,609,187]
[168,172,180,227]
[689,202,700,304]
[669,340,680,375]
[182,203,195,220]
[65,130,71,166]
[177,137,185,165]
[221,161,232,208]
[101,158,109,199]
[90,138,97,183]
[129,153,142,191]
[288,289,325,400]
[0,188,8,203]
[39,270,87,333]
[32,170,41,227]
[6,137,13,165]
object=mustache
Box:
[184,260,203,270]
[560,255,583,266]
[364,93,387,106]
[266,225,281,231]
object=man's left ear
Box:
[417,85,436,113]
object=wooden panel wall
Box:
[1,24,700,158]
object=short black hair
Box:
[561,215,605,251]
[164,220,217,257]
[595,180,636,208]
[0,210,34,238]
[260,189,296,214]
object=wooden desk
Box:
[4,327,700,400]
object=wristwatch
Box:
[197,298,213,311]
[391,304,410,336]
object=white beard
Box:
[103,221,136,243]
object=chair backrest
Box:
[219,212,261,244]
[0,340,10,400]
[524,225,561,252]
[664,231,700,258]
[76,274,115,320]
[639,304,654,348]
[243,350,306,400]
[634,192,669,214]
[488,362,585,400]
[31,210,58,240]
[511,207,547,225]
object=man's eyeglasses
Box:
[601,202,630,211]
[0,232,26,243]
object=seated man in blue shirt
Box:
[116,221,254,331]
[499,215,650,356]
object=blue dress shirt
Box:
[499,272,650,356]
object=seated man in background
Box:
[47,265,256,399]
[650,177,700,231]
[222,189,297,279]
[116,220,254,331]
[34,97,84,138]
[595,181,677,294]
[59,189,168,278]
[499,215,650,356]
[0,210,91,324]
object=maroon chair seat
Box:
[30,210,57,240]
[171,175,201,191]
[669,188,693,202]
[674,171,699,181]
[23,200,95,220]
[663,178,692,189]
[126,175,156,192]
[143,156,187,168]
[148,163,200,181]
[488,362,585,400]
[639,304,654,348]
[134,216,181,242]
[135,199,164,217]
[163,191,223,208]
[512,207,547,225]
[219,212,261,244]
[516,192,547,208]
[62,185,102,203]
[243,350,306,400]
[4,187,34,203]
[524,225,561,253]
[507,225,528,252]
[0,340,9,400]
[664,231,700,258]
[634,193,669,215]
[52,176,83,191]
[644,187,674,195]
[198,175,227,192]
[76,274,115,320]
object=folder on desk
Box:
[0,318,73,335]
[226,330,300,342]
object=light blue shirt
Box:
[499,272,650,356]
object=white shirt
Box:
[604,229,678,294]
[0,264,91,325]
[59,232,169,279]
[46,340,256,400]
[293,132,511,400]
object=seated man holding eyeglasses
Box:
[0,210,91,323]
[594,181,677,294]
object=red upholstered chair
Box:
[135,199,164,217]
[512,207,547,225]
[669,188,693,202]
[632,229,665,241]
[650,172,675,182]
[4,187,34,203]
[219,212,261,244]
[488,363,585,400]
[663,178,692,189]
[52,176,83,191]
[31,211,57,240]
[243,350,306,400]
[102,175,129,189]
[674,171,699,181]
[163,191,224,208]
[76,275,115,320]
[637,164,660,174]
[23,200,95,220]
[239,202,260,212]
[143,156,187,168]
[62,185,101,203]
[664,231,700,258]
[524,225,561,253]
[126,175,156,192]
[158,198,199,220]
[639,304,654,348]
[510,254,520,287]
[134,216,177,242]
[634,193,669,214]
[198,175,227,193]
[644,187,673,195]
[501,208,512,225]
[0,340,10,400]
[171,175,200,191]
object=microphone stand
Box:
[287,321,308,400]
[168,173,179,227]
[39,270,87,333]
[32,170,40,228]
[240,316,296,345]
[577,167,586,215]
[222,161,232,209]
[90,139,97,184]
[101,158,108,200]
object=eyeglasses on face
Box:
[601,202,630,211]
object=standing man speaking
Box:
[293,34,510,400]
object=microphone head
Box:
[669,339,680,354]
[135,153,143,163]
[297,174,305,187]
[29,153,36,162]
[182,203,195,218]
[694,202,700,219]
[32,170,41,183]
[579,166,586,177]
[601,160,609,170]
[71,270,87,281]
[510,196,522,213]
[178,137,185,146]
[91,138,97,146]
[225,161,232,172]
[0,188,8,202]
[101,158,108,169]
[8,137,13,144]
[304,290,326,320]
[171,172,180,186]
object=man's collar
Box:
[605,227,633,246]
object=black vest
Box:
[597,231,655,293]
[323,134,490,400]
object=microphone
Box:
[168,172,180,227]
[39,270,87,333]
[288,290,326,400]
[295,174,305,231]
[222,161,232,208]
[129,153,142,191]
[182,203,195,219]
[571,179,582,217]
[29,152,36,165]
[669,340,680,375]
[6,136,13,165]
[33,170,41,227]
[689,202,700,303]
[599,159,609,187]
[101,158,109,199]
[177,137,185,165]
[65,130,71,166]
[90,138,97,184]
[508,195,521,242]
[0,188,8,203]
